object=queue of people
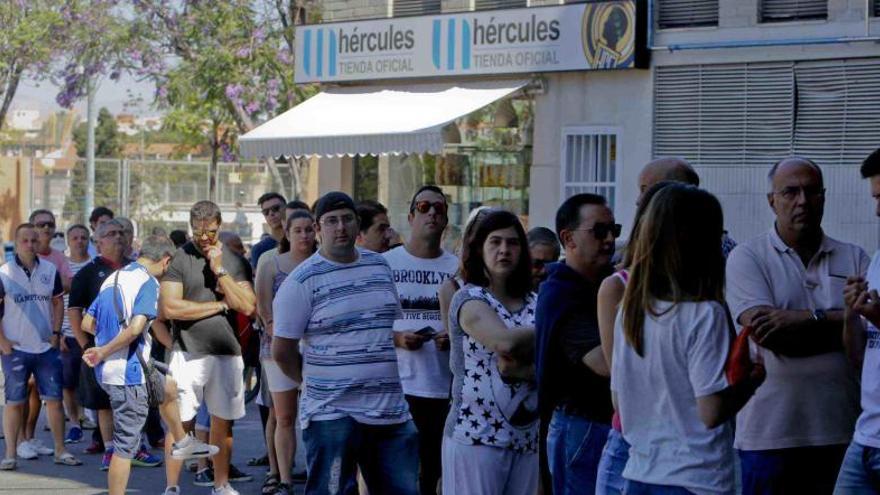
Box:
[4,149,880,495]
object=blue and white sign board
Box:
[294,1,647,84]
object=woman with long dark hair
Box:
[254,210,317,495]
[442,210,539,495]
[611,184,764,494]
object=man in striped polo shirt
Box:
[273,191,419,495]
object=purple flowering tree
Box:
[0,1,66,132]
[126,0,319,199]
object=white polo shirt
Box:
[0,256,64,354]
[726,227,868,450]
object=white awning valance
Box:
[238,79,528,158]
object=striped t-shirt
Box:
[273,248,409,428]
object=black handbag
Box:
[111,271,165,407]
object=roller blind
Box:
[760,0,827,22]
[474,0,527,11]
[653,62,795,168]
[793,58,880,167]
[393,0,441,16]
[657,0,719,29]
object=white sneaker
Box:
[16,441,38,460]
[162,486,180,495]
[29,439,54,456]
[211,484,239,495]
[170,433,219,460]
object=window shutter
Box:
[760,0,827,22]
[793,58,880,168]
[874,0,880,17]
[474,0,527,11]
[393,0,441,16]
[653,62,794,168]
[657,0,719,29]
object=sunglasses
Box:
[35,221,56,229]
[412,200,447,216]
[262,204,282,216]
[587,223,622,240]
[193,229,219,240]
[532,258,556,270]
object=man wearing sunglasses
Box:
[273,191,418,495]
[29,210,73,292]
[535,193,619,495]
[527,227,561,290]
[384,185,459,495]
[250,193,287,269]
[161,200,256,495]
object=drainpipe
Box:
[647,0,880,52]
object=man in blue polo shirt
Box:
[0,223,81,470]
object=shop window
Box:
[353,155,379,202]
[393,0,441,16]
[657,0,719,29]
[561,128,618,211]
[474,0,528,11]
[760,0,827,23]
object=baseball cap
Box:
[314,191,357,222]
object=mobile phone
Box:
[414,327,437,338]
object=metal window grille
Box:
[657,0,719,29]
[561,128,619,210]
[760,0,827,22]
[393,0,441,16]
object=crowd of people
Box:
[3,149,880,495]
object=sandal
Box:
[54,452,83,466]
[248,454,269,466]
[0,458,16,470]
[261,473,280,495]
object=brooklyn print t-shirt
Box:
[384,246,459,399]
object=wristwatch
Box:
[811,309,827,322]
[215,267,229,279]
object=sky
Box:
[12,72,158,120]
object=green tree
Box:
[72,107,120,157]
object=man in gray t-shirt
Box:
[160,200,256,495]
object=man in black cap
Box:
[272,191,419,495]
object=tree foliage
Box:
[73,107,120,158]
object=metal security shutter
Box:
[874,0,880,16]
[760,0,827,22]
[658,0,719,29]
[653,62,794,168]
[474,0,527,11]
[793,58,880,167]
[393,0,441,16]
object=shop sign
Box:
[294,0,648,84]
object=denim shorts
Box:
[0,348,63,404]
[101,383,149,459]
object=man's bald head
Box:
[767,156,824,191]
[638,157,700,204]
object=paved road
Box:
[0,402,305,495]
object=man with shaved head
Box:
[726,157,867,494]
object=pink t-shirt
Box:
[38,248,73,282]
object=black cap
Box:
[314,191,357,222]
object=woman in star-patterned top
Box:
[441,210,539,495]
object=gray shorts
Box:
[102,383,149,459]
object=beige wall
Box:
[0,158,31,245]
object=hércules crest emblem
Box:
[581,1,636,70]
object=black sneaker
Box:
[291,470,307,483]
[228,464,253,483]
[194,467,215,487]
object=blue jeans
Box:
[546,409,610,495]
[834,440,880,494]
[0,348,62,403]
[302,417,419,495]
[597,428,630,495]
[624,480,695,494]
[739,444,848,495]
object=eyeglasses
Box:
[412,200,447,216]
[101,230,123,238]
[574,223,622,240]
[261,204,282,216]
[35,221,55,229]
[193,228,219,240]
[320,214,357,228]
[532,258,556,270]
[773,186,825,200]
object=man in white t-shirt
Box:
[385,186,458,495]
[0,223,81,470]
[272,191,418,495]
[838,148,880,491]
[726,158,867,494]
